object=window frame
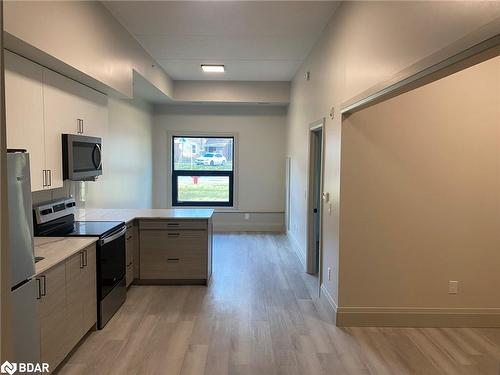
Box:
[171,135,235,207]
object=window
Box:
[172,136,234,206]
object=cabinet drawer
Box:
[139,219,207,230]
[140,230,207,254]
[140,229,207,280]
[140,256,206,279]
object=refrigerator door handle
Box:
[36,278,41,300]
[40,275,46,296]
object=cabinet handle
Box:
[81,119,84,134]
[167,223,180,227]
[80,252,84,269]
[42,170,46,187]
[84,250,88,267]
[167,258,180,263]
[77,119,84,134]
[36,278,41,300]
[47,169,52,187]
[127,262,133,267]
[167,233,180,237]
[41,275,47,296]
[126,235,133,241]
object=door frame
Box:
[306,118,325,275]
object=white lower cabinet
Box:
[36,244,97,373]
[5,51,108,192]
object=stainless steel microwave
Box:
[62,134,102,181]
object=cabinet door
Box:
[5,51,46,191]
[65,251,85,349]
[77,86,108,137]
[82,246,97,331]
[43,69,84,189]
[38,262,67,371]
[125,226,134,287]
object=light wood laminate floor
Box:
[59,233,500,375]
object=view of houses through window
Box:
[172,136,234,206]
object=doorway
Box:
[306,119,324,276]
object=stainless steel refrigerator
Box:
[7,150,40,364]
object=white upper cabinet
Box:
[43,69,108,138]
[5,52,108,192]
[5,51,46,191]
[75,82,108,138]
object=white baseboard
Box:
[213,211,284,232]
[320,284,338,317]
[214,222,285,232]
[287,231,306,270]
[336,306,500,327]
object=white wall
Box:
[33,96,154,209]
[153,104,287,231]
[84,97,153,209]
[173,81,290,105]
[286,1,500,309]
[339,55,500,325]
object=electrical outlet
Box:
[328,267,332,281]
[448,281,459,294]
[244,213,250,220]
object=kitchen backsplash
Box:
[32,180,88,208]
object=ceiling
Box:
[103,1,339,81]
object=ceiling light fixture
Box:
[201,64,225,73]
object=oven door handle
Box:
[99,226,127,246]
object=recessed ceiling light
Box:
[201,64,225,73]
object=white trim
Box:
[306,118,325,276]
[288,231,306,270]
[320,284,338,314]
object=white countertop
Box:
[74,208,214,223]
[34,237,98,275]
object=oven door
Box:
[62,134,102,180]
[97,225,126,300]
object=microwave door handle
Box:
[92,143,102,170]
[96,144,102,169]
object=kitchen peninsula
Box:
[76,208,214,286]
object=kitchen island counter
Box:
[34,237,98,275]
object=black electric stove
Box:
[33,197,127,329]
[39,220,124,237]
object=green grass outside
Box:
[178,183,229,202]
